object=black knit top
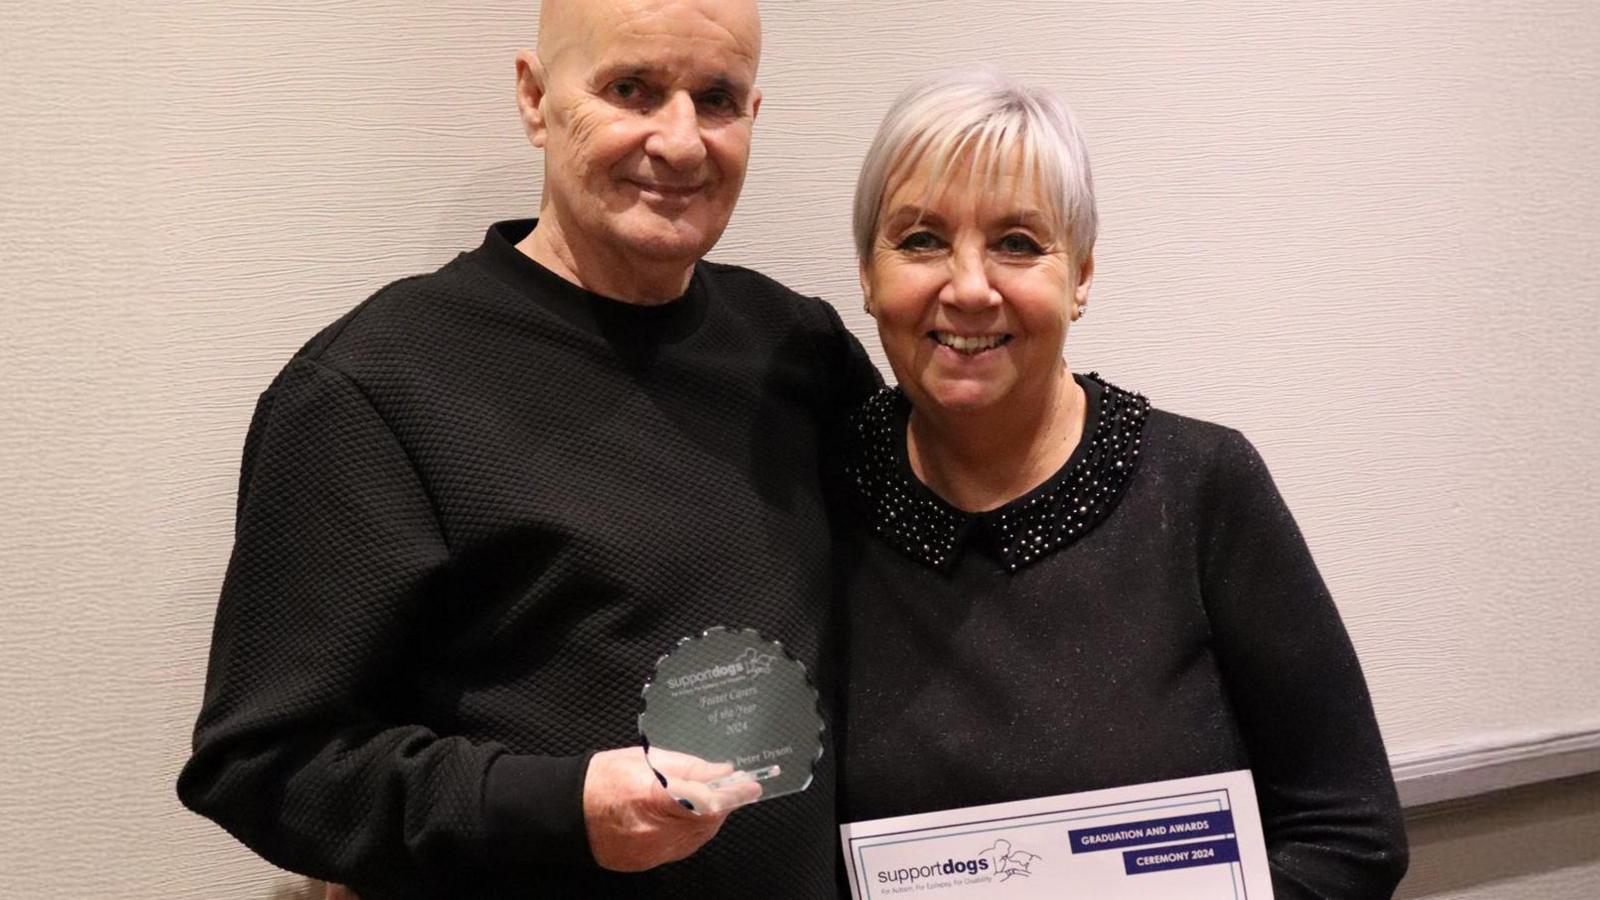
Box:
[836,375,1409,899]
[178,220,880,899]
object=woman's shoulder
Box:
[1057,372,1266,493]
[1137,401,1279,506]
[846,384,904,423]
[1143,404,1249,457]
[836,386,902,482]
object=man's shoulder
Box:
[290,254,487,374]
[698,259,835,323]
[698,259,801,292]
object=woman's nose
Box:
[942,246,1001,310]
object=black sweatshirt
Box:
[837,376,1409,899]
[178,220,880,899]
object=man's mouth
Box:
[632,180,704,199]
[930,331,1013,355]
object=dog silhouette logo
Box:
[983,839,1042,881]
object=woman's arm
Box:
[1198,429,1409,899]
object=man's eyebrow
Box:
[702,74,751,97]
[589,64,751,96]
[591,63,662,83]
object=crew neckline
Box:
[472,219,709,342]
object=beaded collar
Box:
[842,373,1150,573]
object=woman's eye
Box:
[896,231,943,252]
[997,233,1044,255]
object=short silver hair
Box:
[852,70,1097,264]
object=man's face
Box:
[529,0,762,267]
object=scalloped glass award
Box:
[639,627,823,813]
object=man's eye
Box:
[699,91,738,114]
[997,233,1044,255]
[608,79,651,105]
[896,231,943,252]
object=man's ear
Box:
[750,87,763,121]
[515,49,549,148]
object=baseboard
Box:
[1392,725,1600,808]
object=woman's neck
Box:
[906,368,1087,513]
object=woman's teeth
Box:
[932,332,1011,354]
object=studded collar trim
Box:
[842,373,1150,573]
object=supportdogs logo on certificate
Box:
[872,839,1043,891]
[985,840,1041,881]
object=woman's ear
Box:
[515,50,549,149]
[858,262,874,316]
[1073,253,1095,307]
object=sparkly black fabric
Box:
[177,220,880,899]
[837,375,1409,899]
[842,373,1149,572]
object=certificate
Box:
[840,769,1273,899]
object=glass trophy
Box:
[639,627,823,813]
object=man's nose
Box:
[645,92,708,171]
[942,245,1001,311]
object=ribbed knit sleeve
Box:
[177,357,591,895]
[1199,430,1409,899]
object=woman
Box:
[837,71,1408,898]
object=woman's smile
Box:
[929,331,1014,355]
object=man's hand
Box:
[583,747,761,872]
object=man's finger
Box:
[660,774,733,817]
[710,776,763,809]
[647,747,736,780]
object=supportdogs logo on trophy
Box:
[639,627,823,811]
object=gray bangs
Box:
[853,70,1097,264]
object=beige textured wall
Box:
[3,1,1598,896]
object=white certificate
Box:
[840,769,1274,899]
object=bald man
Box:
[177,1,879,897]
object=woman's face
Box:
[863,150,1091,418]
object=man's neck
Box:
[517,215,695,305]
[906,368,1086,514]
